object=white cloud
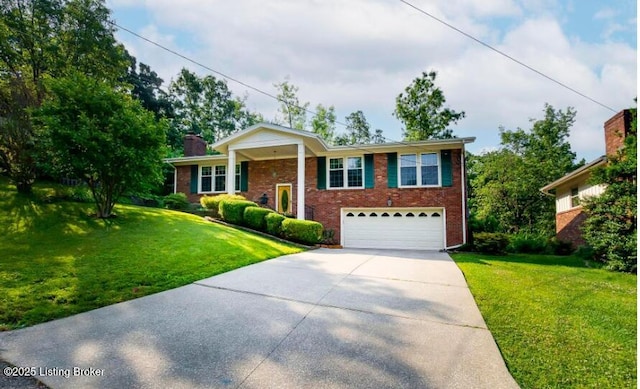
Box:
[108,0,636,161]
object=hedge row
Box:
[469,232,573,255]
[204,196,324,245]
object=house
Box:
[540,109,633,247]
[165,123,475,250]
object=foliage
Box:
[168,68,260,148]
[124,52,173,120]
[163,193,189,210]
[310,104,336,143]
[394,71,465,140]
[243,206,274,232]
[335,110,384,145]
[35,72,166,218]
[506,233,548,254]
[265,212,286,236]
[470,104,581,235]
[546,237,574,256]
[582,109,637,272]
[200,193,246,217]
[472,232,510,254]
[281,218,324,245]
[219,199,258,225]
[452,252,637,388]
[0,0,128,193]
[274,78,309,130]
[0,177,302,330]
[321,229,336,245]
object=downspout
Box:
[460,145,468,246]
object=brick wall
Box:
[556,207,587,248]
[604,109,632,157]
[176,150,467,247]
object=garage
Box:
[341,208,445,250]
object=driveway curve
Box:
[0,249,519,389]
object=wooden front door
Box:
[276,184,292,214]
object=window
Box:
[400,153,439,187]
[328,156,363,188]
[200,165,226,193]
[201,166,212,192]
[571,187,580,208]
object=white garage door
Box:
[342,208,445,250]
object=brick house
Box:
[540,109,633,247]
[165,123,475,250]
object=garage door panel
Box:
[342,208,444,250]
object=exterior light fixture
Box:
[387,196,392,207]
[259,193,269,205]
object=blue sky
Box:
[106,0,637,162]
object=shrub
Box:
[219,199,258,225]
[200,194,246,217]
[243,207,274,232]
[163,193,189,210]
[473,232,509,254]
[547,237,574,256]
[281,218,324,245]
[266,212,286,237]
[507,233,547,254]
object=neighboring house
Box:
[165,123,475,250]
[541,109,633,247]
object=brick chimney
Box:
[184,134,207,157]
[604,109,632,157]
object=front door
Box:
[276,184,292,214]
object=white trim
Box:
[460,147,467,245]
[172,166,177,194]
[442,207,448,249]
[398,152,441,188]
[327,155,365,189]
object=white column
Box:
[297,142,305,220]
[227,149,236,195]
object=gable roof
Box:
[540,156,607,195]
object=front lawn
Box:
[0,179,302,330]
[451,252,636,389]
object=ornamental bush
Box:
[265,213,286,237]
[473,232,509,254]
[506,233,547,254]
[201,194,246,217]
[281,218,324,245]
[219,199,258,225]
[163,193,189,210]
[244,207,274,232]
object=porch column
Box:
[297,142,305,220]
[227,148,236,195]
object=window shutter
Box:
[364,154,374,189]
[190,165,198,194]
[240,161,249,192]
[441,150,453,187]
[317,157,326,189]
[387,153,398,188]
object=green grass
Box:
[0,178,302,330]
[451,252,637,389]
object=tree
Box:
[36,73,166,218]
[0,0,128,193]
[335,110,374,145]
[274,78,308,130]
[582,109,637,272]
[394,71,465,140]
[470,104,581,234]
[168,68,260,148]
[124,52,173,119]
[310,104,336,143]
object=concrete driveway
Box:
[0,249,519,389]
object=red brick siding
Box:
[175,150,467,247]
[604,110,632,157]
[556,207,587,248]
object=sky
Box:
[106,0,637,162]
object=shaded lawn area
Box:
[0,180,302,330]
[451,252,636,389]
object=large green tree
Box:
[471,104,581,234]
[394,71,465,140]
[582,109,637,272]
[310,104,336,143]
[36,73,166,218]
[335,110,384,145]
[274,78,308,130]
[168,68,260,149]
[0,0,127,193]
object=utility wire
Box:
[398,0,617,113]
